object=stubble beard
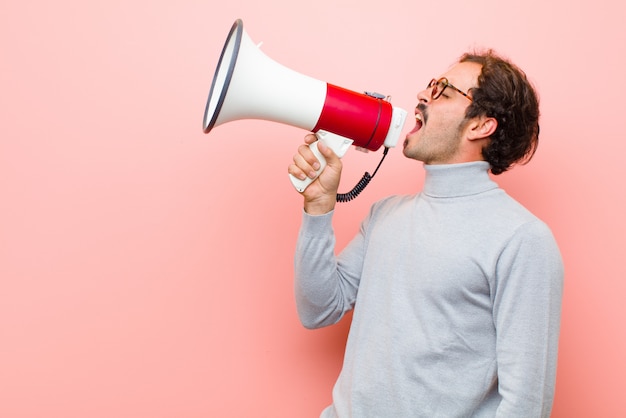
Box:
[404,119,466,165]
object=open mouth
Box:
[408,112,423,134]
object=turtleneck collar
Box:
[422,161,498,198]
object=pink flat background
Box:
[2,1,624,416]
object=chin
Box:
[402,142,416,159]
[403,133,419,151]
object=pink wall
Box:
[1,0,624,416]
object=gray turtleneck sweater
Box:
[294,162,563,418]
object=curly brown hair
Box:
[459,51,540,175]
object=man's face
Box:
[403,61,481,164]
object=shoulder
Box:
[508,217,561,255]
[370,194,417,213]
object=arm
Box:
[290,134,362,328]
[493,221,564,417]
[294,211,362,328]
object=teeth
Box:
[415,114,423,122]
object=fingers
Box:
[303,133,317,145]
[287,134,343,214]
[287,133,342,198]
[289,144,320,181]
[289,136,321,181]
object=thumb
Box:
[317,139,341,168]
[314,139,342,192]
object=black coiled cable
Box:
[337,147,390,203]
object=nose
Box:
[416,88,430,104]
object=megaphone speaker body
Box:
[203,19,407,192]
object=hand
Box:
[288,133,342,214]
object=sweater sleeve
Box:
[492,219,564,417]
[294,210,365,329]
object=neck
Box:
[422,161,497,198]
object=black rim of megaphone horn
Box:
[203,19,244,133]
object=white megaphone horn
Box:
[203,19,408,195]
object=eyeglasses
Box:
[427,77,473,101]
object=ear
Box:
[467,116,497,141]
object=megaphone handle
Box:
[289,131,353,193]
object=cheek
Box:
[432,110,465,133]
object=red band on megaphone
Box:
[313,84,393,151]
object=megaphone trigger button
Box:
[365,91,386,99]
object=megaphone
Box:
[203,19,407,194]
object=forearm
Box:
[294,210,357,329]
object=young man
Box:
[288,50,563,417]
